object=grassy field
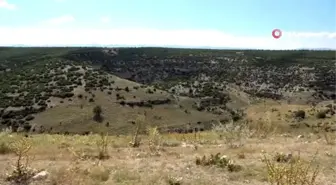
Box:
[1,100,335,185]
[29,72,228,135]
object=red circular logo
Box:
[272,29,282,39]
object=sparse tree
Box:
[93,105,103,122]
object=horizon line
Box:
[1,45,335,51]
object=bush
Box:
[25,115,35,121]
[316,111,326,119]
[0,142,13,154]
[261,151,320,185]
[326,104,332,109]
[195,153,242,172]
[23,124,32,132]
[294,110,305,119]
[125,86,129,92]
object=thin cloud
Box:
[44,15,75,25]
[0,27,335,49]
[0,0,16,10]
[284,31,336,39]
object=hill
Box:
[0,47,335,135]
[0,47,336,185]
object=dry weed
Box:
[5,137,37,185]
[320,125,336,145]
[148,126,163,154]
[129,114,145,147]
[96,132,109,160]
[212,120,248,148]
[261,151,320,185]
[248,119,277,138]
[166,175,183,185]
[0,131,15,154]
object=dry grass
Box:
[261,151,320,185]
[0,101,335,185]
[0,126,335,185]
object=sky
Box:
[0,0,335,49]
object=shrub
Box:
[93,105,103,122]
[294,110,306,119]
[25,115,35,121]
[0,142,13,154]
[316,111,326,119]
[195,153,242,172]
[96,133,109,160]
[261,151,320,185]
[6,138,37,184]
[125,86,130,92]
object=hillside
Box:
[0,47,335,135]
[1,47,336,185]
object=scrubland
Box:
[0,113,335,185]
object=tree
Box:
[93,105,103,122]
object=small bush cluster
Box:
[195,153,242,172]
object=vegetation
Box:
[0,117,334,185]
[0,47,335,184]
[0,47,335,135]
[93,105,103,122]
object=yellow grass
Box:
[0,124,335,185]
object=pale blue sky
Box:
[0,0,335,49]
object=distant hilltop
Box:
[3,45,335,51]
[295,48,336,51]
